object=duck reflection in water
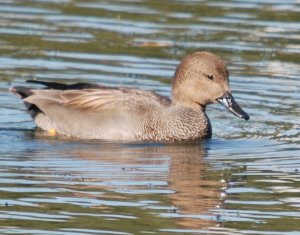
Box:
[47,141,224,230]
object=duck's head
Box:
[172,51,249,120]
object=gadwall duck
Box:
[10,51,249,142]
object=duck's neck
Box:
[172,98,206,113]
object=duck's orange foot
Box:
[48,128,56,136]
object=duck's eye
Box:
[207,74,214,80]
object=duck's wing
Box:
[62,87,171,112]
[26,80,105,90]
[23,85,171,113]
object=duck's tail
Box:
[9,86,43,120]
[9,86,33,99]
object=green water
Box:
[0,0,300,234]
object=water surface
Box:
[0,0,300,234]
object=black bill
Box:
[217,92,249,120]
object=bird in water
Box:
[10,51,249,142]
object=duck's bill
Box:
[217,93,249,120]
